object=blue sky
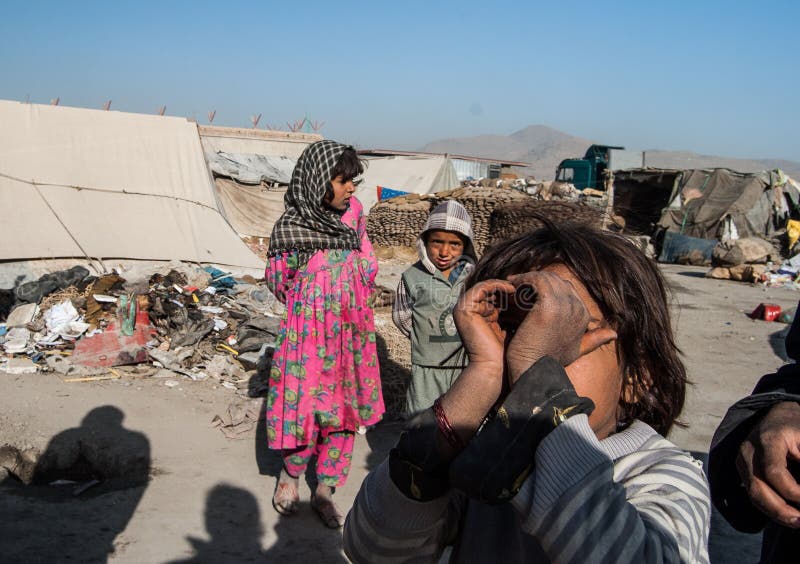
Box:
[1,0,798,160]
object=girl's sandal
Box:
[272,480,300,516]
[311,495,345,529]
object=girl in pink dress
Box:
[265,140,384,528]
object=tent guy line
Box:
[0,170,221,213]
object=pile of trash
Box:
[0,262,283,394]
[704,236,800,290]
[461,176,607,207]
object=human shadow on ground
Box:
[375,331,411,420]
[769,326,791,362]
[251,350,283,481]
[0,405,150,563]
[691,450,763,564]
[262,501,348,563]
[364,333,409,472]
[675,270,711,279]
[166,483,265,563]
[166,484,347,563]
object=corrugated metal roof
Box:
[358,148,530,167]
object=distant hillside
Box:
[642,151,800,179]
[422,125,591,180]
[421,125,800,181]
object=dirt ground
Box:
[1,261,798,563]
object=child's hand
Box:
[505,271,617,384]
[454,279,516,377]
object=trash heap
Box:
[705,237,779,282]
[461,176,608,207]
[703,234,800,292]
[0,263,283,394]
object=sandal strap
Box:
[274,482,299,505]
[312,497,344,528]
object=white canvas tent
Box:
[355,155,459,213]
[213,177,286,238]
[0,100,261,268]
[199,128,323,238]
[203,151,295,237]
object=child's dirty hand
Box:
[504,271,615,383]
[454,279,516,376]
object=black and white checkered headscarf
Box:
[268,140,360,263]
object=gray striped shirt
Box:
[344,415,710,563]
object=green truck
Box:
[555,144,646,190]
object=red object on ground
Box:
[750,303,782,322]
[71,309,156,367]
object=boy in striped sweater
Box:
[344,215,710,563]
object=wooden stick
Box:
[63,374,121,383]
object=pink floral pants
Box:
[282,429,355,488]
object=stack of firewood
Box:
[433,186,530,254]
[488,200,605,248]
[366,194,433,248]
[366,186,531,253]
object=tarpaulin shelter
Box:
[206,152,295,185]
[0,100,262,268]
[658,168,800,241]
[199,125,319,161]
[355,155,459,213]
[612,167,800,241]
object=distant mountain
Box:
[642,151,800,179]
[422,125,591,180]
[421,125,800,181]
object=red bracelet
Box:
[433,397,466,451]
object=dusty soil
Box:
[0,261,797,563]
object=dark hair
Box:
[324,147,365,204]
[330,147,364,183]
[468,215,686,435]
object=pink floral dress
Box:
[265,197,384,450]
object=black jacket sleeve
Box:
[708,363,800,532]
[449,356,594,504]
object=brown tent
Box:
[613,168,800,241]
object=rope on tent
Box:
[0,168,228,272]
[0,170,220,212]
[31,180,108,274]
[0,170,116,272]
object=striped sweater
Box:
[344,414,710,563]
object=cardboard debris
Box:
[5,303,39,328]
[1,357,38,374]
